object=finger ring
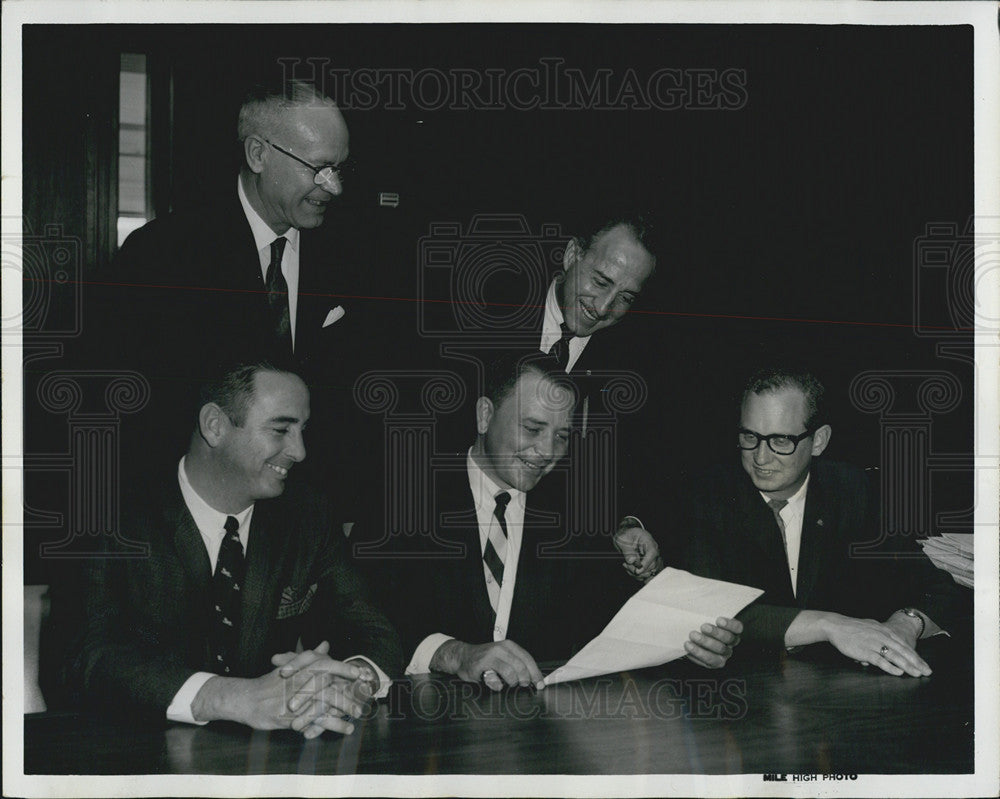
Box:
[879,645,890,658]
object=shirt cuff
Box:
[166,672,215,724]
[406,633,454,675]
[917,611,949,639]
[346,655,392,700]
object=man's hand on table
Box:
[824,614,931,677]
[785,610,931,677]
[613,518,663,583]
[430,639,545,691]
[683,617,743,669]
[270,640,378,739]
[190,655,363,737]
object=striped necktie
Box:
[483,491,511,614]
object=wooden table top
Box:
[25,639,972,776]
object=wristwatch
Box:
[347,659,380,700]
[898,607,926,640]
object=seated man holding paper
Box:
[375,357,742,690]
[647,367,959,677]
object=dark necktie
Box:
[768,498,789,551]
[548,323,575,371]
[211,515,245,675]
[483,491,511,612]
[264,237,291,352]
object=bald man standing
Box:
[93,79,366,469]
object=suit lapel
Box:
[237,500,287,668]
[215,197,265,293]
[507,501,551,635]
[168,493,212,594]
[463,522,497,637]
[439,469,497,637]
[295,231,319,355]
[736,473,797,602]
[795,471,832,606]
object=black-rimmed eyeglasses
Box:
[738,428,814,455]
[265,140,356,187]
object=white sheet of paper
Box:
[543,568,764,686]
[920,544,974,571]
[924,534,974,558]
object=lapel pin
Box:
[816,519,824,527]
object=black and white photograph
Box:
[3,1,998,797]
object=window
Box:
[117,53,151,248]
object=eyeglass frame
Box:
[263,139,355,187]
[737,427,816,455]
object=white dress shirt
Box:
[760,472,946,639]
[405,450,527,674]
[759,474,810,597]
[539,277,591,373]
[167,457,254,723]
[167,458,389,724]
[237,175,301,350]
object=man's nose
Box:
[593,290,616,317]
[537,431,569,463]
[753,441,773,464]
[532,435,557,463]
[317,171,343,196]
[286,429,307,462]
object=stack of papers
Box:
[544,568,763,686]
[919,534,974,588]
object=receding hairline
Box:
[237,81,342,142]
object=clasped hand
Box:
[267,640,377,739]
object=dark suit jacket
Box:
[366,465,634,667]
[85,189,373,469]
[674,459,961,649]
[66,473,402,720]
[429,278,655,520]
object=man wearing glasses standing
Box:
[93,79,363,472]
[673,368,957,677]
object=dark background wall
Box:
[22,23,974,583]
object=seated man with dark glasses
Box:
[666,367,960,677]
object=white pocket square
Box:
[323,306,346,327]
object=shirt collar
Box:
[237,174,301,254]
[178,456,254,537]
[466,448,526,513]
[542,275,591,348]
[759,471,811,511]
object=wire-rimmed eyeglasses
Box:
[265,139,356,188]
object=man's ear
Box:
[811,424,832,457]
[475,396,494,436]
[198,403,231,447]
[244,135,267,175]
[562,238,583,271]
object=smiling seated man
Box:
[67,361,402,738]
[667,367,959,677]
[374,357,742,690]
